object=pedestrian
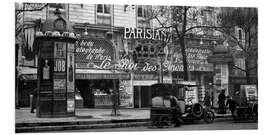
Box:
[169,95,183,127]
[30,88,37,113]
[226,96,237,119]
[218,89,226,114]
[204,91,211,110]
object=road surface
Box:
[51,120,257,132]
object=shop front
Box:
[75,37,132,108]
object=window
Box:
[96,4,111,25]
[48,3,66,18]
[104,5,110,14]
[143,46,149,57]
[97,4,103,13]
[137,5,148,18]
[96,4,110,14]
[137,5,150,28]
[138,6,143,17]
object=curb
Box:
[16,119,150,133]
[16,122,150,133]
[16,115,233,133]
[16,118,148,127]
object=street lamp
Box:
[158,50,166,83]
[106,27,121,116]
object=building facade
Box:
[16,3,224,108]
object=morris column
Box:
[35,9,78,117]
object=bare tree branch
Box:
[232,65,246,72]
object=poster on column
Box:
[67,99,75,112]
[53,42,67,93]
[119,80,133,108]
[67,52,74,92]
[54,42,66,58]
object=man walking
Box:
[169,95,183,127]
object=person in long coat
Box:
[204,91,211,109]
[169,95,183,127]
[218,89,226,114]
[226,96,238,119]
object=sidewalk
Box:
[15,107,232,133]
[16,108,150,124]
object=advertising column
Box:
[37,37,76,118]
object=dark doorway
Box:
[133,86,140,108]
[134,86,151,108]
[141,86,151,107]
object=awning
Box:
[20,74,37,80]
[18,67,130,80]
[18,67,37,81]
[133,80,158,86]
[76,69,130,80]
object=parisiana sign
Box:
[124,27,171,42]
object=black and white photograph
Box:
[2,0,266,134]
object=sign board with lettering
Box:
[124,27,171,42]
[241,85,258,101]
[75,38,114,69]
[172,47,213,72]
[119,80,133,108]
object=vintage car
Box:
[232,85,258,122]
[150,83,215,128]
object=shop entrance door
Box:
[133,86,140,108]
[141,86,151,108]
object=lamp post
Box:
[158,51,165,84]
[107,25,120,116]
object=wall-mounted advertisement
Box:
[119,80,133,108]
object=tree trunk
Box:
[245,58,251,84]
[180,6,189,81]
